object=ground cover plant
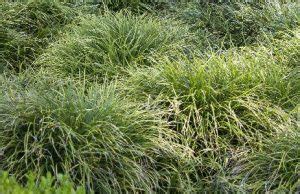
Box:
[36,11,187,80]
[221,131,300,192]
[176,1,300,50]
[0,0,299,193]
[0,1,77,72]
[0,75,194,192]
[0,171,87,194]
[122,42,299,191]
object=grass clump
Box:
[36,11,187,80]
[90,0,156,11]
[222,131,300,192]
[261,28,300,110]
[0,76,187,192]
[0,1,76,72]
[177,2,299,50]
[0,171,87,194]
[64,0,169,13]
[272,28,300,68]
[1,1,299,193]
[123,48,296,189]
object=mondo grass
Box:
[272,28,300,68]
[123,47,296,189]
[0,76,191,193]
[36,11,188,80]
[259,28,300,110]
[177,1,300,50]
[0,1,77,72]
[222,131,300,192]
[1,1,299,193]
[87,0,158,11]
[125,45,298,111]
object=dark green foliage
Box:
[62,0,166,11]
[89,0,154,10]
[0,1,299,193]
[222,131,300,192]
[0,1,77,71]
[178,2,300,50]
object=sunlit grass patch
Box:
[123,46,297,189]
[36,11,188,80]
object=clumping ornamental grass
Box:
[177,1,300,50]
[0,1,299,193]
[123,46,297,190]
[221,131,300,192]
[0,1,77,72]
[0,76,192,193]
[36,11,187,80]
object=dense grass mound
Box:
[265,29,300,110]
[1,1,299,193]
[90,0,157,10]
[124,47,296,189]
[66,0,170,12]
[0,76,186,192]
[223,131,300,192]
[0,1,76,71]
[36,12,187,80]
[273,28,300,68]
[0,172,86,194]
[178,2,299,50]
